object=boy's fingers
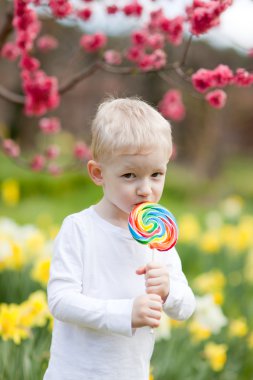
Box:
[147,309,162,320]
[136,266,147,275]
[149,300,163,311]
[146,268,168,279]
[146,317,160,328]
[149,294,162,302]
[146,277,162,286]
[146,286,161,295]
[146,262,163,270]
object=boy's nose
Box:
[136,180,152,197]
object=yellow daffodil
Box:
[31,256,51,286]
[193,270,226,295]
[229,318,248,338]
[170,319,185,328]
[200,229,221,254]
[244,249,253,284]
[25,231,46,255]
[221,195,244,219]
[204,342,227,371]
[213,291,224,305]
[178,214,200,244]
[188,320,211,342]
[20,291,50,328]
[1,178,20,206]
[248,332,253,349]
[0,304,29,344]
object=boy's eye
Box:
[151,172,163,178]
[122,173,135,179]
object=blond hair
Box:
[91,97,172,162]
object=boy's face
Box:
[99,148,169,219]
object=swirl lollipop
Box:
[128,202,178,252]
[128,202,178,333]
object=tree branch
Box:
[59,61,101,94]
[158,71,202,99]
[180,34,193,67]
[0,84,24,104]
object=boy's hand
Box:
[132,294,162,329]
[136,262,170,302]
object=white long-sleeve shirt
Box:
[43,206,196,380]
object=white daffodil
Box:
[194,294,227,334]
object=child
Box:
[43,97,196,380]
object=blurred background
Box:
[0,0,253,379]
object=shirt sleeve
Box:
[162,247,196,320]
[47,216,134,337]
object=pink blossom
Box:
[149,9,165,31]
[131,30,148,46]
[211,64,233,87]
[159,17,171,33]
[205,89,227,109]
[19,54,40,71]
[1,42,21,61]
[22,70,60,116]
[37,35,58,52]
[80,33,107,52]
[248,48,253,58]
[233,68,253,87]
[166,16,184,46]
[49,0,73,18]
[150,49,166,70]
[2,139,20,158]
[186,0,232,36]
[192,68,213,93]
[16,31,35,52]
[219,0,233,12]
[31,155,45,171]
[74,142,91,160]
[158,90,185,121]
[104,50,122,65]
[48,163,62,175]
[77,7,92,21]
[137,49,166,72]
[147,33,164,50]
[123,2,143,17]
[13,8,37,31]
[138,54,154,72]
[106,5,118,15]
[45,145,60,159]
[39,117,61,134]
[13,0,41,52]
[125,46,144,62]
[31,0,42,5]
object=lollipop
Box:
[128,202,178,252]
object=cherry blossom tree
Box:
[0,0,252,175]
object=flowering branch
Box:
[1,0,252,175]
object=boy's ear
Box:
[87,160,103,186]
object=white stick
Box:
[150,248,155,334]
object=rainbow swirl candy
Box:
[128,202,178,251]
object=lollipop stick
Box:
[150,248,155,334]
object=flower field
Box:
[1,176,253,380]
